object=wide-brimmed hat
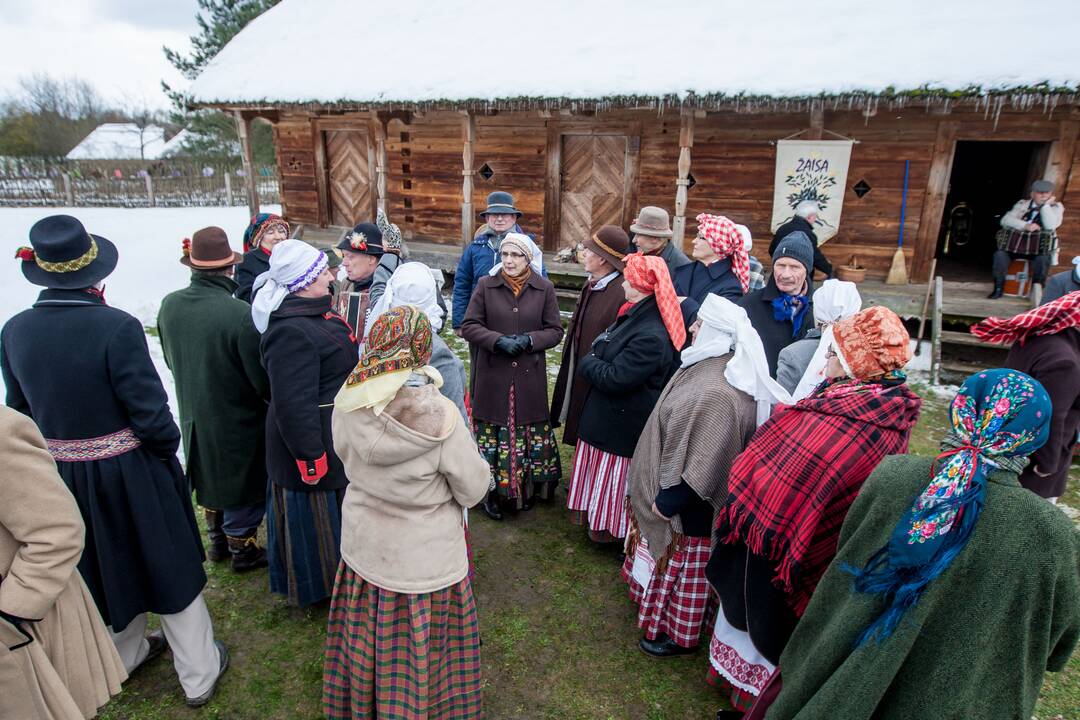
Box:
[337,222,385,256]
[17,214,118,289]
[181,226,243,269]
[630,206,673,239]
[479,191,522,217]
[583,225,631,270]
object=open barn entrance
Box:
[934,140,1049,281]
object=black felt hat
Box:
[18,214,118,289]
[479,191,522,217]
[336,222,385,256]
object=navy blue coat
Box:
[260,294,358,492]
[576,296,677,458]
[0,289,206,630]
[451,225,546,328]
[673,258,745,325]
[235,247,270,303]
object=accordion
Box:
[995,228,1056,256]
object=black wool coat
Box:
[234,247,270,303]
[576,296,677,458]
[0,289,206,630]
[1006,327,1080,498]
[461,272,564,427]
[260,294,359,492]
[770,215,834,278]
[738,277,815,378]
[673,257,745,325]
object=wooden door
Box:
[558,134,627,248]
[325,129,373,227]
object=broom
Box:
[886,159,910,285]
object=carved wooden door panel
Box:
[558,134,627,248]
[325,129,372,227]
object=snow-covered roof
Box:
[159,129,191,157]
[66,123,167,160]
[188,0,1080,109]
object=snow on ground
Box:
[0,206,280,421]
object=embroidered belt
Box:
[46,427,141,462]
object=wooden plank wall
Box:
[268,105,1080,280]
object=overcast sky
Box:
[0,0,200,110]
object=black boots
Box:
[227,531,269,573]
[987,279,1004,299]
[481,490,503,521]
[639,633,696,658]
[204,509,229,562]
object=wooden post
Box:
[910,121,959,281]
[931,275,943,385]
[672,108,695,250]
[233,110,260,217]
[144,174,155,207]
[62,173,73,205]
[224,172,234,206]
[375,114,389,217]
[1044,120,1079,194]
[807,102,825,140]
[461,111,475,246]
[542,121,562,250]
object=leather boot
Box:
[987,279,1004,299]
[227,531,269,573]
[481,490,503,521]
[204,509,228,562]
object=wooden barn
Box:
[189,0,1080,284]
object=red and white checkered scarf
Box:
[696,213,750,293]
[624,252,687,349]
[970,290,1080,346]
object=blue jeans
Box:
[222,503,266,537]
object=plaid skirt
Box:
[621,534,714,648]
[323,563,482,720]
[267,483,344,608]
[473,386,561,510]
[566,440,631,542]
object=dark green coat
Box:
[768,454,1080,720]
[157,274,270,509]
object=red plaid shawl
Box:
[716,379,922,615]
[970,290,1080,346]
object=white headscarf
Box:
[488,232,544,277]
[735,224,753,253]
[365,262,446,338]
[681,294,792,425]
[791,279,863,400]
[1072,256,1080,282]
[250,239,328,333]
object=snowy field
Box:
[0,206,280,421]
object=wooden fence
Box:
[0,172,280,208]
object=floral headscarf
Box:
[846,369,1051,645]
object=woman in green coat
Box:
[754,369,1080,720]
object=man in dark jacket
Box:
[158,226,271,573]
[739,232,816,377]
[452,191,529,334]
[2,215,228,707]
[769,200,833,279]
[1042,259,1080,304]
[630,205,691,277]
[333,222,384,336]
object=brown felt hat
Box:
[629,206,673,239]
[583,225,631,271]
[181,226,243,269]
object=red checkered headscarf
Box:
[623,252,686,349]
[696,213,750,293]
[970,290,1080,346]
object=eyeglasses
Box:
[500,251,526,259]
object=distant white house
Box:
[65,123,168,160]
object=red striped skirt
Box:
[323,562,482,719]
[566,440,631,542]
[621,534,714,648]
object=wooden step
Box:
[938,330,1006,350]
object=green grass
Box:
[97,344,1080,719]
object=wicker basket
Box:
[835,256,866,283]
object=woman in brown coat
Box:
[462,233,565,519]
[0,406,126,719]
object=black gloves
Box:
[494,334,533,357]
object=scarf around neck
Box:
[502,268,530,297]
[772,290,809,338]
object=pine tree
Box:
[162,0,280,163]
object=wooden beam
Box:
[672,108,695,250]
[310,120,330,226]
[621,128,642,232]
[807,103,825,140]
[461,111,475,246]
[234,110,260,217]
[373,112,389,217]
[1044,120,1080,194]
[543,121,562,251]
[910,121,958,281]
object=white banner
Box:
[771,139,854,245]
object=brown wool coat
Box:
[461,272,564,426]
[550,276,625,446]
[0,407,126,719]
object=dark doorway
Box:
[935,141,1048,281]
